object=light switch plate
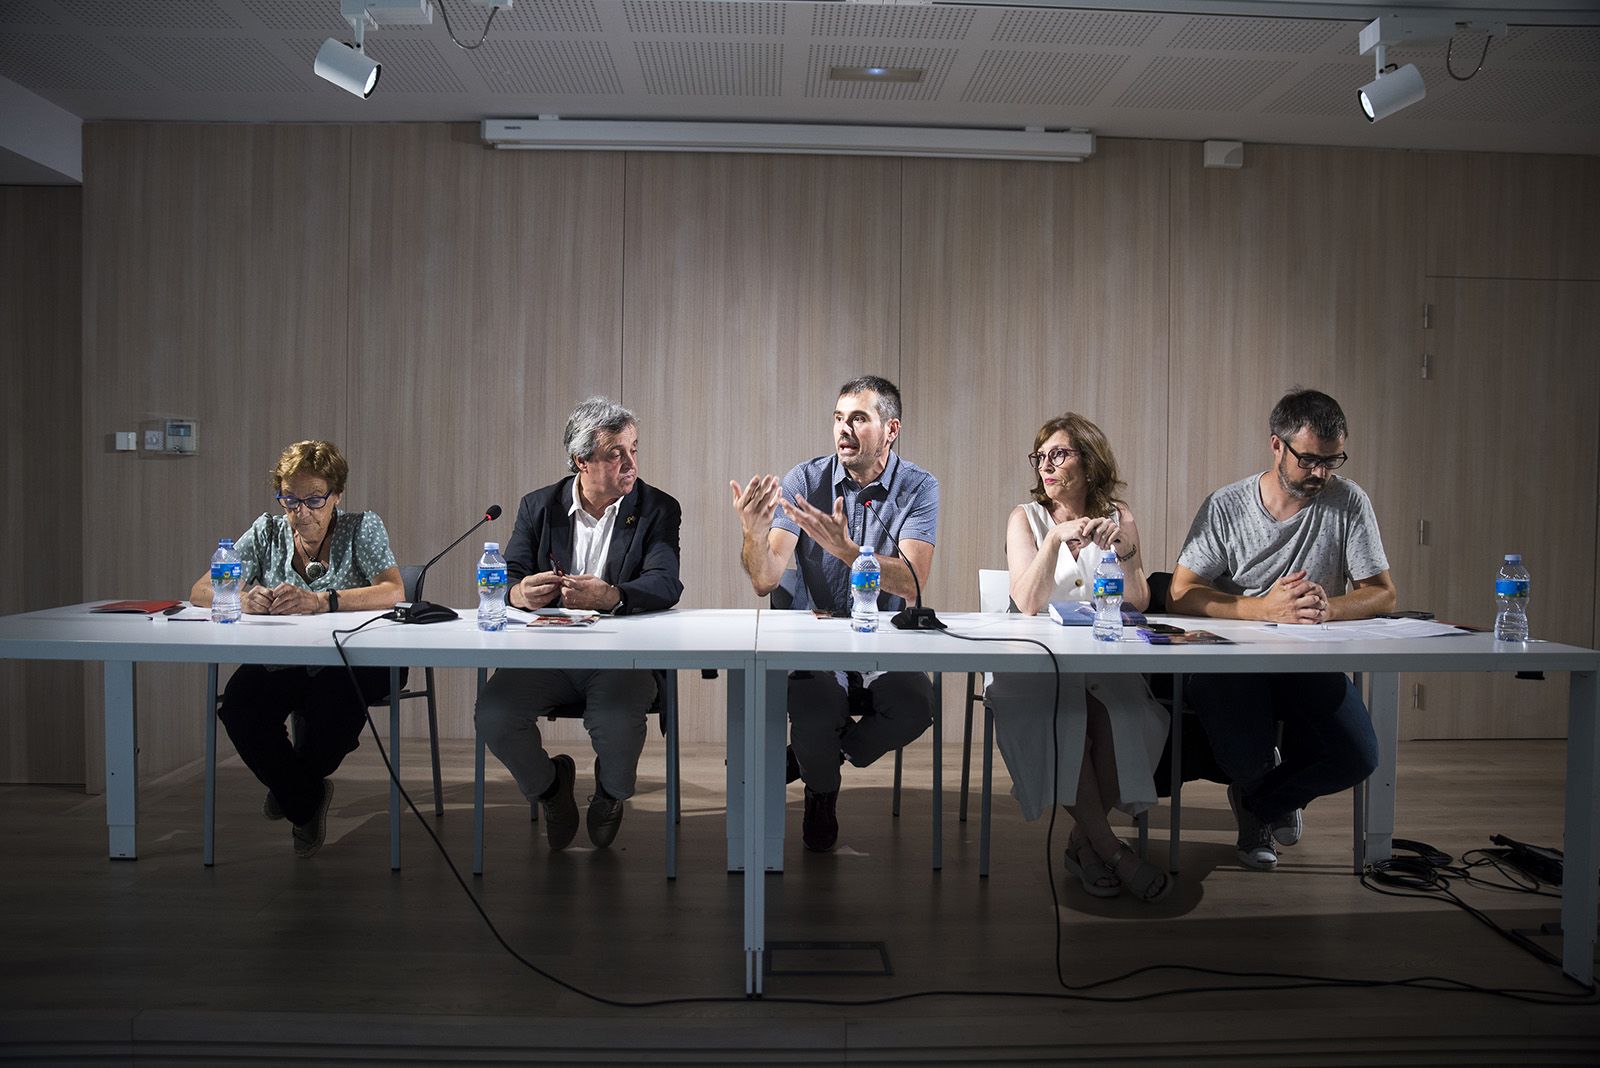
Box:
[115,432,138,451]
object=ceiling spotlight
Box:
[1358,63,1425,122]
[315,37,380,98]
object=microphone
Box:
[858,486,945,631]
[393,504,502,624]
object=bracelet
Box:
[326,588,340,613]
[1116,543,1139,562]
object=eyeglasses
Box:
[1281,440,1348,471]
[276,493,331,512]
[1027,447,1081,469]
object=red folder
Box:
[91,600,184,614]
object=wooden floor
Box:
[1,737,1596,1064]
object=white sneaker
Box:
[1267,747,1302,847]
[1228,783,1278,870]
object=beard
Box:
[1276,456,1325,500]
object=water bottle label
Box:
[1495,578,1529,598]
[851,571,880,594]
[477,566,507,589]
[211,562,241,583]
[1092,576,1124,597]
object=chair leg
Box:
[389,666,402,872]
[979,704,994,878]
[959,673,976,824]
[664,670,680,882]
[931,672,943,872]
[204,664,218,868]
[1137,809,1149,859]
[426,667,443,817]
[892,747,903,818]
[473,668,487,877]
[1169,674,1184,875]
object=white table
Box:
[743,610,1600,993]
[0,604,757,869]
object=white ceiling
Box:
[0,0,1596,163]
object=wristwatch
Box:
[611,586,626,615]
[326,589,340,614]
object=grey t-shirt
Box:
[1176,474,1389,597]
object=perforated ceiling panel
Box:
[805,44,956,100]
[625,1,782,36]
[1418,68,1600,123]
[0,30,155,89]
[812,4,973,42]
[242,0,346,36]
[990,9,1161,49]
[492,0,603,34]
[56,0,235,29]
[469,39,621,95]
[1263,62,1371,116]
[1168,15,1344,54]
[963,49,1125,108]
[1115,55,1291,111]
[1503,26,1600,64]
[112,34,306,92]
[636,40,781,96]
[290,35,464,93]
[0,2,59,25]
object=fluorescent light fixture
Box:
[315,38,380,98]
[829,66,925,83]
[1358,63,1426,122]
[482,119,1095,162]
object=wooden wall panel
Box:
[345,125,625,744]
[900,140,1171,728]
[622,153,901,742]
[1167,144,1429,674]
[1426,153,1600,281]
[0,186,83,783]
[80,124,352,790]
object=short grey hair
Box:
[563,396,637,473]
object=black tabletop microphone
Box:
[858,486,945,631]
[394,504,502,624]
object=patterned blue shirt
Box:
[771,451,940,613]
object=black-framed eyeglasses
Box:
[1281,440,1348,471]
[1027,447,1081,470]
[276,493,331,512]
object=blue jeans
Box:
[1184,672,1378,822]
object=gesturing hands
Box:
[730,476,783,535]
[783,493,856,562]
[1262,570,1330,624]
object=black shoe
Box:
[586,769,625,850]
[785,745,801,785]
[802,787,839,853]
[540,754,579,850]
[291,780,334,859]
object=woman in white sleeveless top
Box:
[984,413,1170,901]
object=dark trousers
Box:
[788,671,934,794]
[1184,672,1378,822]
[218,664,397,825]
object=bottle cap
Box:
[1504,553,1521,563]
[1102,549,1117,561]
[484,541,500,552]
[218,538,233,548]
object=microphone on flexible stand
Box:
[859,487,945,631]
[392,504,502,624]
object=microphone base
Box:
[891,606,947,631]
[391,601,460,625]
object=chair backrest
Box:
[399,564,424,602]
[977,569,1011,614]
[1146,570,1173,614]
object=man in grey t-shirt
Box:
[1169,389,1397,870]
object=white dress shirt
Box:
[569,479,622,578]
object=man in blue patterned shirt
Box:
[731,375,940,852]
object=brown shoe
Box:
[586,770,625,849]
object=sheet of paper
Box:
[1256,618,1469,642]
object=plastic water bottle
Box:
[1092,549,1124,642]
[210,538,242,624]
[477,541,507,632]
[850,547,881,633]
[1494,553,1530,642]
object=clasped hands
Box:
[241,583,325,615]
[1263,570,1330,625]
[1051,515,1118,553]
[514,571,619,612]
[730,475,856,561]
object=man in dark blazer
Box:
[474,397,683,851]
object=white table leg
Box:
[1364,672,1399,870]
[103,660,137,860]
[742,663,766,996]
[1563,670,1598,986]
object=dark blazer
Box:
[503,476,683,615]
